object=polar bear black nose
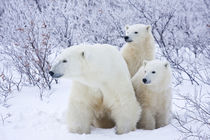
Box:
[49,71,54,76]
[124,36,129,41]
[142,78,147,83]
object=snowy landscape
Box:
[0,0,209,140]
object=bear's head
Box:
[141,59,171,90]
[49,45,87,80]
[124,24,152,44]
[49,44,123,87]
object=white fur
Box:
[132,59,172,129]
[51,44,141,134]
[121,24,155,77]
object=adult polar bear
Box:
[121,24,155,77]
[49,44,141,134]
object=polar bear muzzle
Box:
[124,36,133,42]
[49,71,63,78]
[142,78,151,84]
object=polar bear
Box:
[132,59,172,130]
[49,44,141,134]
[121,24,155,77]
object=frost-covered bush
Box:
[0,0,56,97]
[0,70,22,107]
[173,88,210,139]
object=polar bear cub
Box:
[121,24,155,77]
[132,59,172,130]
[49,44,141,134]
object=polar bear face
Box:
[49,46,86,79]
[141,60,171,86]
[124,24,151,44]
[49,44,125,87]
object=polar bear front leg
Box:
[111,102,141,134]
[156,110,169,128]
[67,100,93,134]
[138,108,155,130]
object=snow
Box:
[0,79,181,140]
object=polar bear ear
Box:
[164,61,169,68]
[81,51,85,58]
[125,25,129,30]
[146,25,151,32]
[81,50,90,60]
[143,60,148,67]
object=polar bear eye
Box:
[144,71,146,73]
[152,71,156,74]
[62,59,67,63]
[134,32,138,34]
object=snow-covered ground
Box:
[0,79,181,140]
